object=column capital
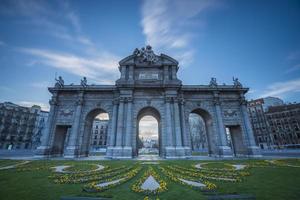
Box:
[49,98,58,106]
[126,97,133,103]
[179,98,185,105]
[119,97,126,103]
[165,96,173,103]
[76,99,84,106]
[213,97,220,106]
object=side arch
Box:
[80,107,110,156]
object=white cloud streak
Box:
[19,48,120,84]
[260,78,300,98]
[141,0,218,66]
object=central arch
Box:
[136,107,162,157]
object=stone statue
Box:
[133,45,158,63]
[55,76,64,87]
[209,77,218,87]
[233,77,242,88]
[81,77,88,87]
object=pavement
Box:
[1,150,300,161]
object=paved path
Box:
[96,178,124,187]
[179,178,206,187]
[0,160,30,170]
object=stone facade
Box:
[35,46,261,158]
[0,102,49,149]
[265,103,300,148]
[248,97,284,149]
[90,119,108,150]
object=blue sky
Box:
[0,0,300,111]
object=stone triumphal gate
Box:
[36,46,260,158]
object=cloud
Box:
[30,81,51,89]
[0,41,6,46]
[287,51,300,61]
[285,64,300,73]
[0,0,90,46]
[141,0,219,66]
[260,78,300,98]
[18,101,50,111]
[19,47,120,84]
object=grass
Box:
[0,159,299,200]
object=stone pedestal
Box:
[106,146,132,158]
[63,146,80,158]
[165,146,190,158]
[34,145,51,158]
[247,146,262,157]
[218,146,234,157]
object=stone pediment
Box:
[119,45,178,67]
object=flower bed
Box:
[131,167,167,195]
[50,165,132,184]
[167,165,246,182]
[158,166,217,190]
[83,165,142,192]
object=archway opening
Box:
[81,109,109,156]
[189,108,214,156]
[136,107,161,157]
[138,116,159,156]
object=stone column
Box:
[125,98,133,146]
[129,66,134,80]
[116,98,124,146]
[164,66,169,83]
[173,98,182,147]
[120,66,126,79]
[180,99,187,146]
[35,95,57,156]
[123,97,133,157]
[109,99,118,146]
[165,97,173,146]
[213,92,232,156]
[65,93,83,158]
[240,94,261,156]
[172,65,177,80]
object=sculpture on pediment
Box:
[55,76,64,88]
[133,45,158,63]
[209,77,218,87]
[81,77,88,87]
[233,77,242,88]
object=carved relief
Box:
[60,109,74,117]
[223,109,238,118]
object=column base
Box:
[106,146,132,158]
[34,145,51,157]
[165,146,191,158]
[63,146,80,158]
[247,146,262,157]
[218,146,234,157]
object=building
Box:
[0,102,49,150]
[266,103,300,149]
[90,119,108,151]
[36,45,260,158]
[248,97,284,149]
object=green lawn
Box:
[0,159,299,200]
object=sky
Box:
[0,0,300,111]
